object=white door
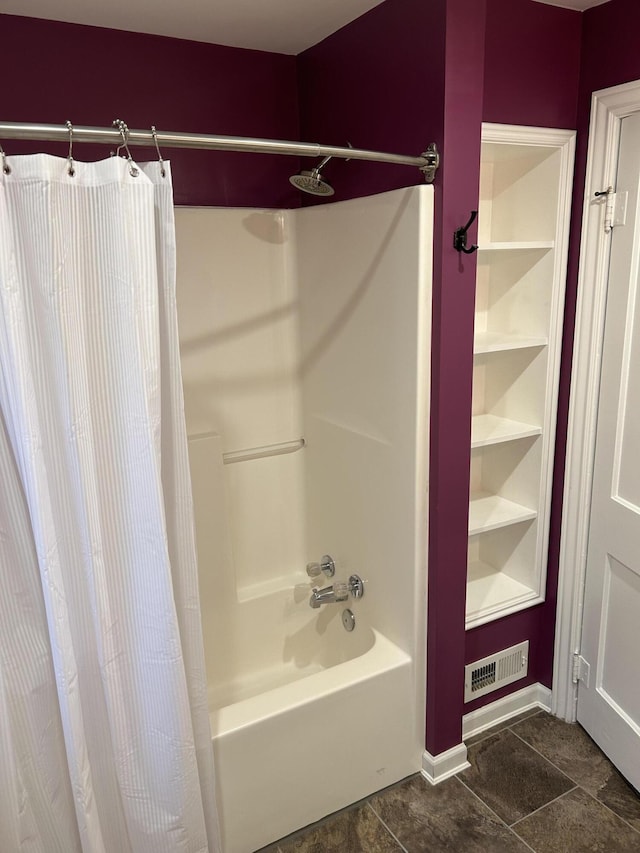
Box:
[577,110,640,791]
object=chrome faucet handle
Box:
[306,555,336,578]
[348,575,365,599]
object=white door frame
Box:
[553,78,640,722]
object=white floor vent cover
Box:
[464,641,529,703]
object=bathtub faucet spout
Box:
[308,575,365,609]
[309,583,348,609]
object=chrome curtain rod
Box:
[0,121,440,182]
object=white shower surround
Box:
[176,185,433,853]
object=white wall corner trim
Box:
[462,683,552,741]
[421,744,470,785]
[553,78,640,723]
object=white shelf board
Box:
[465,560,540,628]
[468,493,537,536]
[480,139,559,166]
[474,331,548,354]
[477,241,554,252]
[471,414,542,448]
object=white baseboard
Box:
[422,683,551,785]
[462,682,552,741]
[421,742,470,785]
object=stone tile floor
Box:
[257,709,640,852]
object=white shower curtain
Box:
[0,154,221,853]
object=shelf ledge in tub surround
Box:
[187,432,305,464]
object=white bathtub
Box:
[187,435,422,850]
[209,612,420,853]
[176,186,433,852]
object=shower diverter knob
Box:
[306,555,336,578]
[332,582,350,602]
[348,575,365,599]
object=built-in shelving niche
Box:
[466,123,576,630]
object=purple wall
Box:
[463,0,582,714]
[581,0,640,97]
[426,0,486,756]
[297,0,445,202]
[0,14,300,208]
[483,0,581,129]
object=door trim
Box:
[553,78,640,722]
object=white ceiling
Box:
[0,0,612,55]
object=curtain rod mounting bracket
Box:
[419,143,440,183]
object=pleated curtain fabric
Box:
[0,154,221,853]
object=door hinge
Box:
[595,187,629,233]
[595,186,615,233]
[572,653,591,686]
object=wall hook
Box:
[453,210,478,254]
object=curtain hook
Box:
[151,126,166,178]
[0,142,11,175]
[112,118,139,177]
[65,120,75,177]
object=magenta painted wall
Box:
[463,0,582,714]
[425,0,486,754]
[580,0,640,97]
[297,0,446,202]
[0,14,301,208]
[483,0,581,129]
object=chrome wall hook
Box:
[65,120,75,176]
[453,209,478,254]
[112,119,139,176]
[151,126,166,178]
[0,142,11,175]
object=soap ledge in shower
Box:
[236,573,304,602]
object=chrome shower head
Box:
[289,156,335,196]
